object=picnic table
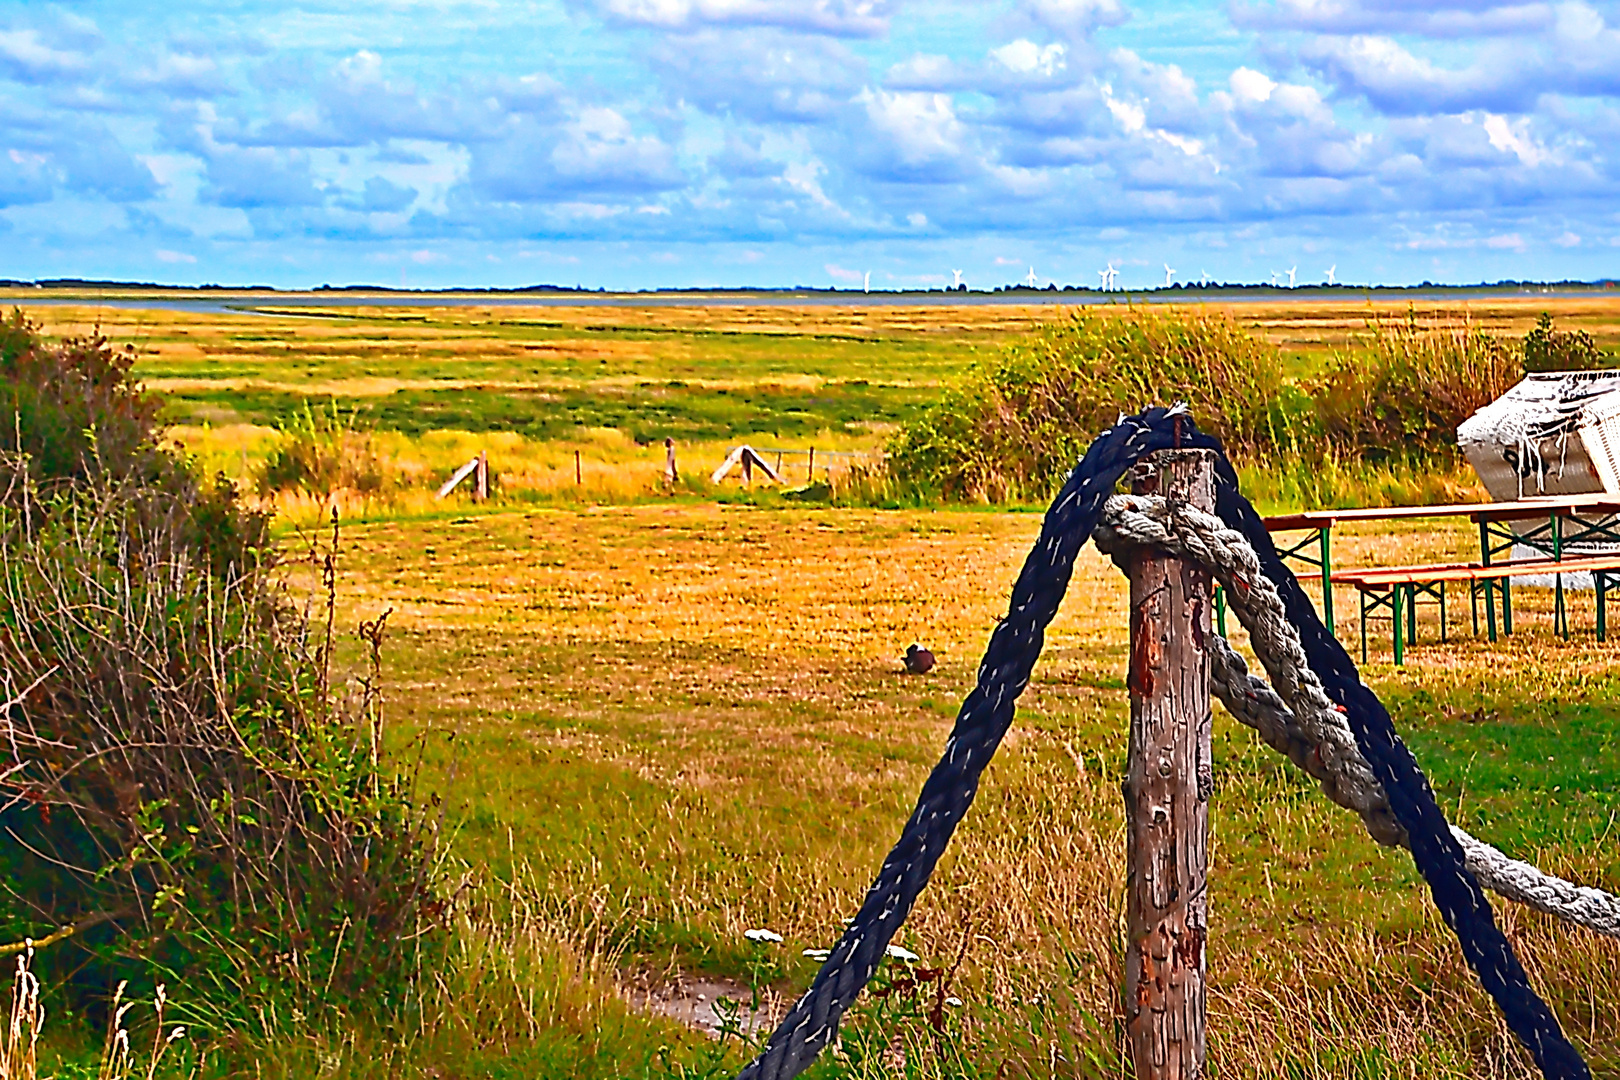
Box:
[1331,554,1620,664]
[1259,493,1620,658]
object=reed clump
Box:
[1315,312,1522,461]
[886,306,1294,502]
[887,306,1527,507]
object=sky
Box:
[2,0,1620,290]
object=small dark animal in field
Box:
[904,644,936,674]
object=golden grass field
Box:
[7,291,1620,1077]
[276,503,1620,1078]
[11,290,1620,519]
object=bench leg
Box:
[1360,589,1370,665]
[1392,584,1404,666]
[1320,528,1334,638]
[1484,577,1497,642]
[1439,582,1447,644]
[1598,572,1608,643]
[1556,573,1567,639]
[1407,583,1417,647]
[1503,579,1513,635]
[1470,580,1478,637]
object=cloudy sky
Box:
[3,0,1619,290]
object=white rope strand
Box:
[1094,492,1620,939]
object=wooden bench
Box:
[1332,555,1620,664]
[1263,494,1620,637]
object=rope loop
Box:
[736,411,1596,1080]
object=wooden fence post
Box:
[807,447,815,481]
[665,437,678,485]
[476,450,489,502]
[1124,448,1213,1080]
[575,449,582,486]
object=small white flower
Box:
[944,997,963,1007]
[802,948,832,961]
[744,928,783,944]
[885,944,919,962]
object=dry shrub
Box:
[0,314,439,1032]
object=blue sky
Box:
[2,0,1619,290]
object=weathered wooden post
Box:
[807,446,815,481]
[575,449,583,486]
[1124,448,1213,1080]
[476,450,489,501]
[665,437,678,485]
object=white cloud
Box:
[0,29,85,79]
[857,89,964,171]
[586,0,891,36]
[1,0,1618,285]
[824,261,862,281]
[884,53,962,89]
[1482,113,1549,166]
[1230,67,1276,104]
[1021,0,1129,40]
[991,40,1066,77]
[780,159,843,214]
[1232,0,1557,38]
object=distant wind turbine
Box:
[952,269,964,289]
[1286,265,1297,288]
[1106,263,1118,290]
[1199,270,1210,287]
[1325,264,1337,286]
[1099,268,1109,291]
[1163,263,1176,288]
[863,270,871,293]
[1026,266,1039,288]
[1270,271,1280,287]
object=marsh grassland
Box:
[8,292,1620,1078]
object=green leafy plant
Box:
[1522,311,1608,372]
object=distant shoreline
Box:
[4,279,1618,315]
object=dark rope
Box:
[1207,460,1591,1080]
[735,409,1589,1080]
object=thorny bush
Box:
[0,311,440,1033]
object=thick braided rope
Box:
[734,407,1198,1080]
[735,412,1591,1080]
[1095,494,1620,938]
[1202,461,1592,1080]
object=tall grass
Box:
[1315,312,1522,461]
[887,306,1525,509]
[886,306,1295,502]
[258,401,387,496]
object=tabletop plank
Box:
[1264,493,1620,532]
